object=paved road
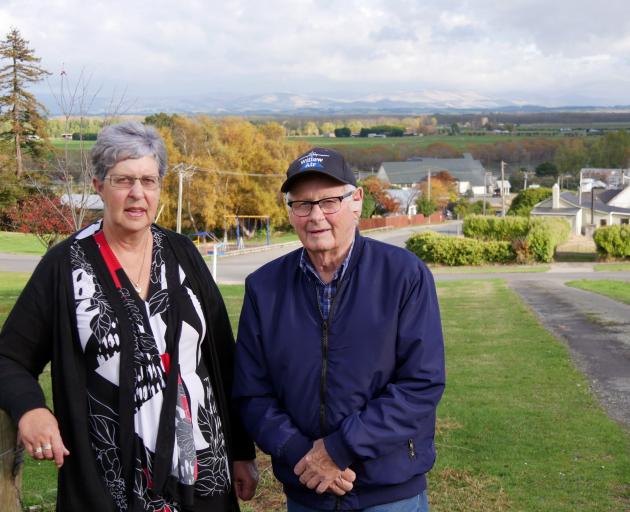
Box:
[214,222,461,283]
[510,279,630,431]
[0,223,461,281]
[0,252,42,273]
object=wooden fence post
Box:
[0,409,22,512]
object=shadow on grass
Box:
[554,251,598,262]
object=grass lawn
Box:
[0,231,46,255]
[1,274,629,511]
[430,265,549,275]
[49,139,96,150]
[594,263,630,272]
[565,279,630,306]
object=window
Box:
[600,219,607,227]
[621,218,629,225]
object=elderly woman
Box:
[0,122,257,511]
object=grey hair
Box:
[91,121,168,180]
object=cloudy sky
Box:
[2,0,630,107]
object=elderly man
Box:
[233,148,445,511]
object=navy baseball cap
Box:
[281,147,357,193]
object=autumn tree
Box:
[359,176,399,215]
[157,116,307,234]
[6,195,74,248]
[0,28,50,176]
[417,170,457,209]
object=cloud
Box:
[0,0,629,105]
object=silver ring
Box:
[43,443,52,450]
[34,447,43,454]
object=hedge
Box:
[463,215,530,241]
[406,232,515,266]
[593,225,630,258]
[526,217,571,263]
[462,215,570,263]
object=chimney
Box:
[552,183,560,209]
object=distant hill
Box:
[38,90,630,117]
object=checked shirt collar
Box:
[299,239,355,321]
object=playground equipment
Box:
[224,215,270,250]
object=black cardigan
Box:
[0,226,255,511]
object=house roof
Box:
[530,207,581,215]
[378,153,487,186]
[533,190,630,215]
[60,193,104,210]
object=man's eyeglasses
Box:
[106,175,161,190]
[287,190,354,217]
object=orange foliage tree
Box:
[360,176,400,215]
[417,170,457,209]
[155,116,308,233]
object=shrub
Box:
[406,232,515,266]
[460,214,570,263]
[416,197,437,216]
[593,225,630,258]
[526,218,571,262]
[463,215,530,241]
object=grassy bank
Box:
[1,274,629,510]
[566,279,630,305]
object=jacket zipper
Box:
[314,278,349,511]
[315,280,346,435]
[319,318,329,435]
[408,438,416,459]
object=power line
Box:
[172,165,284,178]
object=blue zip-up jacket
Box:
[233,234,445,510]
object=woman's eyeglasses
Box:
[106,175,161,190]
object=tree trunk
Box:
[15,131,23,177]
[0,410,22,512]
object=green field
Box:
[288,133,563,151]
[0,231,46,255]
[594,263,630,272]
[430,264,549,274]
[48,139,96,150]
[1,274,629,511]
[566,279,630,305]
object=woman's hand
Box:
[17,408,70,468]
[233,459,259,501]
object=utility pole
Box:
[175,164,195,234]
[483,172,488,215]
[501,161,506,217]
[523,170,528,191]
[427,169,431,201]
[176,167,184,233]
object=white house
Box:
[531,183,630,235]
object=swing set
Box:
[224,215,271,250]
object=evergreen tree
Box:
[0,28,50,176]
